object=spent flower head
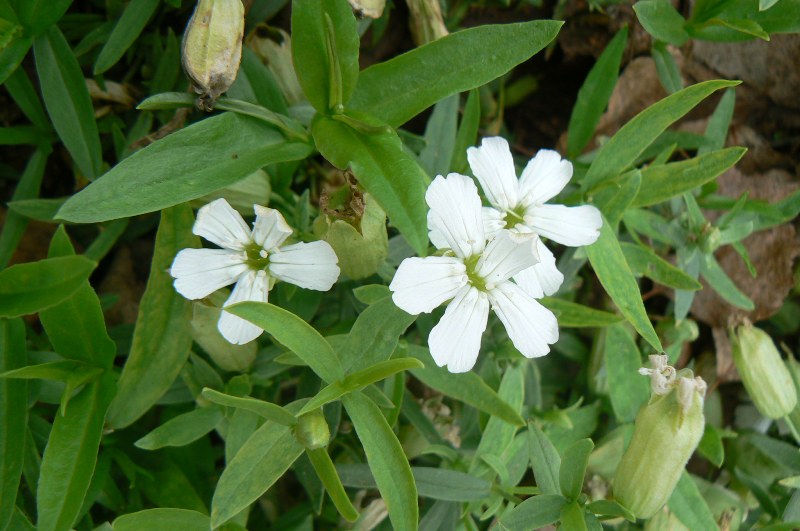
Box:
[390,173,559,373]
[170,198,339,345]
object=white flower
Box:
[465,137,602,297]
[389,173,559,373]
[170,198,340,345]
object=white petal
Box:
[427,211,450,250]
[269,240,340,290]
[513,240,564,298]
[428,286,490,373]
[426,173,485,259]
[194,198,252,250]
[389,256,468,315]
[489,282,558,358]
[467,137,519,210]
[524,204,603,247]
[518,149,573,206]
[252,205,293,250]
[476,230,539,287]
[170,248,248,300]
[219,270,269,345]
[482,207,505,242]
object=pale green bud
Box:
[407,0,449,46]
[246,25,304,105]
[294,410,330,450]
[614,358,706,519]
[314,194,388,280]
[182,0,245,110]
[348,0,386,19]
[731,323,797,419]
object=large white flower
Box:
[466,137,602,298]
[390,173,559,373]
[171,198,340,345]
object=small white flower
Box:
[171,198,340,345]
[390,173,559,373]
[465,137,602,298]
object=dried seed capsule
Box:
[294,410,331,450]
[182,0,245,111]
[731,323,797,419]
[614,357,706,520]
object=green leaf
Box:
[592,170,641,227]
[291,0,359,111]
[420,94,458,177]
[713,18,770,40]
[632,147,746,207]
[107,205,197,429]
[312,114,429,255]
[407,345,524,427]
[0,147,48,269]
[0,35,32,85]
[306,448,359,521]
[559,439,594,500]
[39,227,116,369]
[3,66,48,128]
[12,0,72,35]
[349,20,562,127]
[652,41,683,93]
[539,297,623,328]
[450,89,480,174]
[36,372,115,531]
[338,464,491,502]
[211,408,304,527]
[33,25,102,180]
[57,113,313,223]
[667,472,718,529]
[112,508,210,531]
[560,501,588,531]
[202,388,297,426]
[300,358,422,415]
[566,26,627,159]
[228,302,344,383]
[0,255,95,318]
[527,422,561,495]
[582,80,739,190]
[621,242,703,291]
[586,499,636,521]
[700,253,754,310]
[135,406,223,450]
[699,88,735,155]
[0,360,101,382]
[93,0,159,74]
[497,494,566,531]
[759,0,780,10]
[634,0,690,45]
[586,217,663,351]
[341,295,417,373]
[697,425,725,467]
[604,323,650,423]
[342,392,418,530]
[0,318,26,531]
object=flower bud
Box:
[614,358,706,519]
[294,410,330,450]
[246,25,304,106]
[407,0,449,46]
[182,0,245,110]
[731,323,797,419]
[314,193,388,280]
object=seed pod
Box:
[614,362,706,520]
[294,410,330,450]
[182,0,245,110]
[731,323,797,419]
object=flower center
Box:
[245,243,270,271]
[503,205,526,230]
[463,254,488,292]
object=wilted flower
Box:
[389,173,559,373]
[466,137,602,297]
[171,198,339,345]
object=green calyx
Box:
[464,254,487,292]
[245,243,270,271]
[503,206,526,230]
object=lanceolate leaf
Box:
[36,372,116,531]
[621,242,703,290]
[33,25,102,180]
[107,205,197,429]
[582,80,739,189]
[93,0,159,74]
[338,464,491,502]
[604,323,650,423]
[343,392,418,530]
[0,318,26,531]
[312,115,429,255]
[539,297,623,328]
[57,113,313,223]
[348,20,562,127]
[498,494,566,530]
[134,407,223,450]
[112,509,210,531]
[11,0,73,36]
[528,423,561,496]
[586,217,663,352]
[0,255,95,318]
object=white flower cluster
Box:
[170,198,340,345]
[390,137,602,373]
